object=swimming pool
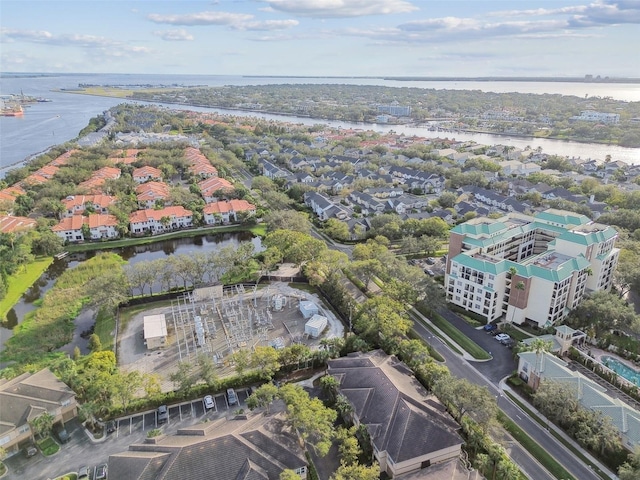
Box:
[601,355,640,387]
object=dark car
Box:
[483,324,497,332]
[55,425,70,444]
[78,466,90,479]
[95,463,108,480]
[106,420,117,434]
[23,445,38,458]
[157,405,169,424]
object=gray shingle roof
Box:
[328,351,463,465]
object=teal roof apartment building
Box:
[445,209,619,328]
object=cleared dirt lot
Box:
[118,282,343,391]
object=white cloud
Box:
[147,11,253,26]
[262,0,419,18]
[153,29,195,41]
[234,19,299,31]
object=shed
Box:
[299,301,319,319]
[305,314,327,339]
[143,314,168,350]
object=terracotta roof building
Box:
[0,215,37,234]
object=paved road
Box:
[411,312,605,480]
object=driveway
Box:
[436,308,517,384]
[4,389,250,480]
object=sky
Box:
[1,0,639,77]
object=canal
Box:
[0,231,262,352]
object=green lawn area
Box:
[37,436,60,456]
[94,308,116,351]
[0,256,53,321]
[500,324,533,342]
[498,411,575,480]
[419,308,490,360]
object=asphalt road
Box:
[411,311,604,480]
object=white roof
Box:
[305,314,327,329]
[143,314,167,339]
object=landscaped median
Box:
[0,256,53,321]
[414,305,491,360]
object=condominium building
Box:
[445,209,619,328]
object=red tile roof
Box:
[63,194,116,211]
[0,215,37,233]
[204,199,256,215]
[129,206,192,223]
[52,216,85,232]
[133,165,163,179]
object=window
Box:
[295,467,307,475]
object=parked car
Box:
[495,333,511,343]
[95,463,108,480]
[78,466,90,479]
[203,395,215,410]
[157,405,169,424]
[55,425,70,444]
[106,420,117,434]
[483,324,497,332]
[227,388,238,406]
[23,445,38,458]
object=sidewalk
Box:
[409,306,482,362]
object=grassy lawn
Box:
[500,324,533,342]
[497,411,575,480]
[0,256,53,321]
[37,436,60,456]
[419,308,490,360]
[53,474,78,480]
[94,308,116,351]
[0,462,6,476]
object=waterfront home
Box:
[203,199,256,225]
[0,369,78,457]
[129,206,193,235]
[63,194,116,217]
[52,214,120,242]
[136,181,171,209]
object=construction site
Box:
[118,282,344,389]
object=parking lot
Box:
[4,389,250,480]
[111,388,249,438]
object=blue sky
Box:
[1,0,639,77]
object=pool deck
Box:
[572,346,640,411]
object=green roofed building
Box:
[445,209,619,328]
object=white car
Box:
[203,395,215,410]
[495,333,511,343]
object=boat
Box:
[36,97,52,102]
[1,104,24,116]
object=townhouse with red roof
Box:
[0,185,26,206]
[63,194,117,217]
[49,149,78,166]
[198,177,234,203]
[78,166,121,193]
[203,199,256,225]
[136,181,171,209]
[52,214,119,242]
[0,215,37,234]
[133,165,163,184]
[185,147,218,179]
[129,206,193,235]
